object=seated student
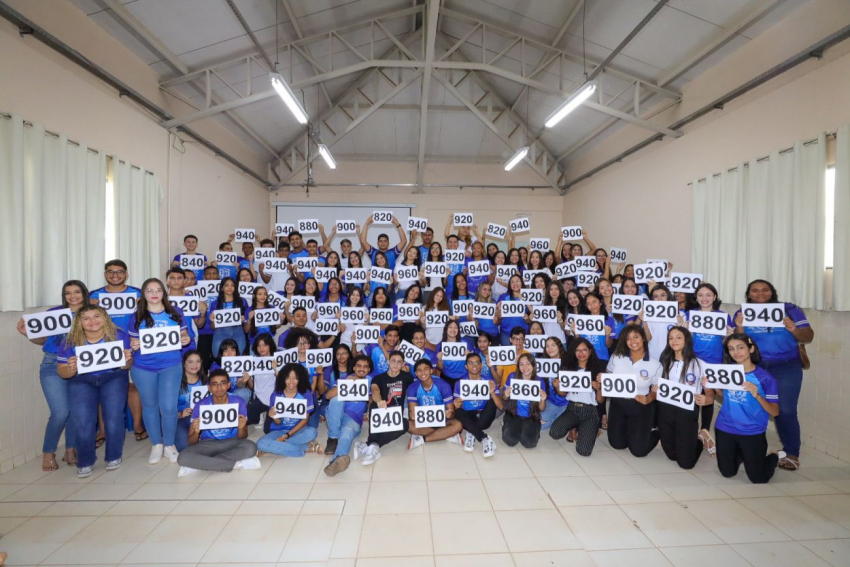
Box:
[407,329,438,372]
[502,353,548,449]
[549,338,607,457]
[171,234,208,281]
[245,333,278,429]
[324,355,374,477]
[407,359,463,449]
[715,333,782,484]
[354,351,415,466]
[176,350,207,452]
[491,326,528,388]
[282,327,324,394]
[257,363,324,457]
[355,324,401,376]
[452,353,502,457]
[177,369,259,476]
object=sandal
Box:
[42,453,58,472]
[62,449,77,466]
[134,429,149,442]
[778,455,800,471]
[566,429,578,443]
[601,415,608,430]
[698,430,717,459]
[95,436,106,449]
[307,442,324,455]
[256,450,268,458]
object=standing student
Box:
[407,359,463,449]
[359,215,408,268]
[89,260,142,331]
[393,245,421,302]
[654,327,714,469]
[171,234,208,281]
[549,338,607,456]
[453,353,501,456]
[176,369,259,477]
[733,280,813,471]
[606,324,662,458]
[128,278,191,465]
[502,353,548,449]
[464,241,494,295]
[436,320,475,391]
[539,337,568,429]
[209,277,247,356]
[444,235,466,297]
[542,280,568,343]
[495,274,529,346]
[323,355,374,477]
[421,242,445,292]
[244,286,279,343]
[56,306,133,478]
[491,250,510,299]
[568,292,614,362]
[195,265,220,369]
[422,288,450,346]
[257,363,323,457]
[337,288,366,347]
[470,282,499,342]
[642,284,682,361]
[715,333,781,483]
[17,280,90,470]
[213,242,239,280]
[176,351,207,452]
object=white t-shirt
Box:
[606,355,662,396]
[662,359,704,394]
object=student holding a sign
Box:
[257,363,323,458]
[496,274,529,347]
[359,214,408,268]
[17,280,90,471]
[490,251,510,298]
[209,339,251,403]
[642,284,684,361]
[177,369,259,476]
[444,235,466,297]
[171,234,208,281]
[464,241,494,295]
[423,288,451,346]
[248,334,281,429]
[654,327,714,469]
[89,260,142,332]
[538,338,568,429]
[714,334,781,483]
[502,353,548,449]
[491,327,528,388]
[56,306,132,478]
[176,351,207,451]
[129,279,192,465]
[541,281,568,343]
[209,278,247,357]
[470,282,500,341]
[243,286,280,343]
[323,355,374,477]
[733,280,813,472]
[365,251,392,303]
[605,324,663,458]
[450,273,472,304]
[421,242,445,292]
[357,325,402,376]
[568,292,615,361]
[549,339,607,456]
[282,328,324,394]
[409,329,439,370]
[337,289,366,347]
[393,245,422,302]
[407,359,463,450]
[436,320,475,390]
[453,353,502,456]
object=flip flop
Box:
[307,442,324,455]
[778,455,800,471]
[134,429,149,442]
[95,436,106,449]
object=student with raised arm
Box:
[502,353,548,449]
[407,358,463,449]
[359,215,408,268]
[294,238,327,284]
[404,226,434,261]
[453,353,502,457]
[324,355,374,477]
[176,369,259,477]
[256,363,323,458]
[171,234,208,281]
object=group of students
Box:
[16,216,813,484]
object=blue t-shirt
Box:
[128,308,188,371]
[178,380,206,413]
[685,310,733,364]
[173,253,207,281]
[453,375,498,412]
[90,286,142,332]
[191,393,247,441]
[580,315,616,361]
[406,377,453,407]
[732,303,809,361]
[363,344,390,375]
[715,366,779,436]
[217,262,238,281]
[56,329,131,378]
[198,295,216,337]
[446,261,464,295]
[269,391,315,432]
[296,360,319,386]
[506,373,547,418]
[437,337,475,379]
[418,245,431,261]
[340,374,372,425]
[546,374,568,407]
[244,306,273,340]
[42,306,74,355]
[498,293,529,335]
[464,258,490,295]
[609,314,637,340]
[369,245,402,270]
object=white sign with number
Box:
[568,314,607,336]
[75,341,126,374]
[643,301,679,323]
[397,303,421,322]
[460,321,478,337]
[510,380,541,401]
[370,406,404,433]
[290,296,316,313]
[425,310,449,328]
[337,379,370,401]
[741,303,785,328]
[305,348,333,368]
[372,211,394,225]
[139,327,181,355]
[298,219,320,234]
[345,268,367,284]
[560,226,583,241]
[233,229,256,243]
[398,340,425,366]
[496,265,518,280]
[600,374,638,398]
[668,273,703,293]
[396,264,420,282]
[486,222,507,239]
[275,223,294,237]
[555,261,578,280]
[423,262,448,278]
[408,216,428,232]
[98,293,137,315]
[222,356,253,377]
[213,308,242,328]
[254,248,276,261]
[524,335,548,353]
[316,302,340,319]
[501,301,526,318]
[521,289,544,306]
[704,363,746,391]
[559,371,593,393]
[536,358,560,378]
[488,346,516,365]
[577,273,599,288]
[657,378,696,410]
[510,217,530,233]
[688,311,727,336]
[459,380,490,400]
[335,220,357,234]
[611,295,643,316]
[633,262,666,284]
[370,308,393,325]
[189,385,209,409]
[529,238,550,252]
[237,281,261,300]
[414,405,446,427]
[314,319,340,335]
[251,356,275,375]
[169,296,200,317]
[472,302,496,319]
[574,256,597,272]
[252,308,280,326]
[441,342,468,361]
[23,309,74,339]
[610,247,627,264]
[179,254,205,270]
[275,347,299,367]
[354,325,381,344]
[274,397,308,420]
[467,260,490,278]
[370,267,393,286]
[216,252,237,265]
[453,212,473,226]
[533,306,557,323]
[315,268,336,283]
[452,299,473,317]
[199,403,239,430]
[295,257,319,273]
[263,257,289,273]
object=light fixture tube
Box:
[269,72,309,124]
[504,146,529,171]
[544,82,596,128]
[317,143,337,170]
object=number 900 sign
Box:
[600,374,637,398]
[199,403,239,430]
[23,309,73,339]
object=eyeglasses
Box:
[106,270,126,276]
[145,288,164,294]
[510,337,524,343]
[297,339,311,346]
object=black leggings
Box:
[700,404,715,431]
[715,428,778,484]
[607,398,658,457]
[502,412,540,448]
[455,401,498,441]
[549,403,600,457]
[247,396,271,433]
[367,418,409,448]
[657,403,702,470]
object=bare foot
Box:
[42,453,58,472]
[62,449,77,466]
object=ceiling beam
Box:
[551,0,585,49]
[416,0,440,189]
[224,0,273,70]
[278,0,333,108]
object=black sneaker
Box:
[325,438,338,455]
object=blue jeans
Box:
[325,397,344,439]
[231,387,251,404]
[41,353,75,453]
[540,403,568,431]
[331,415,362,462]
[212,326,247,356]
[68,370,129,468]
[308,395,329,428]
[175,416,191,452]
[760,358,803,456]
[257,427,318,457]
[132,364,182,446]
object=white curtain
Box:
[835,124,850,311]
[110,157,162,289]
[0,114,106,311]
[692,134,826,309]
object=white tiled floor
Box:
[0,423,849,567]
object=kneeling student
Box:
[407,359,463,449]
[452,353,501,457]
[502,353,548,449]
[177,369,259,477]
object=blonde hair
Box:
[64,305,118,347]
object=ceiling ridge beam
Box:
[279,0,332,108]
[416,0,441,190]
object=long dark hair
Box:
[544,336,566,365]
[275,362,310,394]
[135,278,181,329]
[248,286,271,335]
[689,282,722,311]
[582,291,608,318]
[217,338,240,361]
[251,332,277,357]
[61,280,91,309]
[451,273,468,300]
[441,319,462,344]
[649,283,673,301]
[659,326,700,383]
[723,332,762,365]
[215,277,245,311]
[564,289,584,315]
[564,337,601,374]
[611,323,648,358]
[402,283,423,304]
[371,286,393,308]
[506,352,542,421]
[346,286,365,307]
[333,344,354,382]
[745,280,778,303]
[507,248,524,270]
[544,281,567,312]
[180,350,208,392]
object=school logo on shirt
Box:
[685,373,698,385]
[640,369,650,379]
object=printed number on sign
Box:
[704,364,746,391]
[222,356,253,376]
[169,296,200,317]
[295,257,319,273]
[252,357,275,374]
[264,258,289,273]
[346,268,367,283]
[453,212,473,226]
[569,314,606,336]
[274,398,307,420]
[521,289,543,305]
[414,406,446,428]
[370,308,393,325]
[216,252,237,265]
[668,273,702,293]
[575,256,597,271]
[253,309,280,326]
[315,319,339,335]
[561,226,582,241]
[488,346,516,365]
[423,262,448,277]
[426,311,449,328]
[559,371,593,393]
[501,301,526,317]
[460,321,478,337]
[398,340,425,366]
[315,268,336,283]
[354,326,380,343]
[577,273,599,288]
[237,282,261,298]
[496,265,517,280]
[275,223,294,237]
[688,311,727,336]
[370,406,403,433]
[609,247,627,263]
[529,238,549,252]
[524,335,548,353]
[555,261,578,280]
[75,341,125,374]
[397,304,421,321]
[189,385,209,409]
[298,219,320,233]
[199,403,239,430]
[372,211,394,224]
[741,303,786,328]
[600,374,637,398]
[643,301,678,323]
[23,309,74,339]
[452,300,473,317]
[337,379,370,401]
[275,348,299,367]
[536,359,560,378]
[98,293,137,315]
[370,267,392,285]
[291,296,316,312]
[611,295,643,316]
[468,260,490,276]
[510,217,530,233]
[510,381,541,401]
[533,306,557,323]
[139,327,181,355]
[233,229,256,242]
[255,248,277,261]
[441,342,467,361]
[213,308,242,328]
[657,378,695,410]
[316,303,340,319]
[487,223,507,238]
[473,302,496,319]
[408,216,428,232]
[336,220,357,234]
[396,265,420,282]
[459,380,490,400]
[633,262,666,283]
[179,254,205,269]
[305,348,333,368]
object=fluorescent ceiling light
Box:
[504,146,529,171]
[269,72,308,124]
[544,82,596,128]
[317,143,337,170]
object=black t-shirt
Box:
[372,370,415,407]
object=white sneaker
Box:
[353,441,368,460]
[178,466,199,478]
[257,414,266,429]
[361,445,382,466]
[105,458,122,471]
[446,433,462,446]
[237,456,262,470]
[463,432,476,453]
[148,444,164,464]
[408,434,425,450]
[483,436,496,458]
[163,445,179,463]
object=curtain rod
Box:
[687,132,835,186]
[0,111,154,175]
